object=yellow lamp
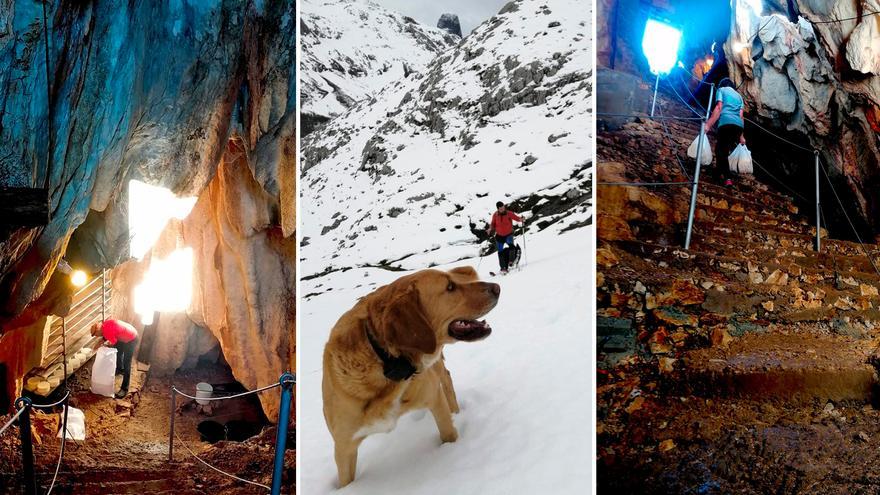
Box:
[71,270,88,287]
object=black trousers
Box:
[115,339,137,392]
[715,124,743,181]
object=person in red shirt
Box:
[91,319,139,398]
[486,201,523,274]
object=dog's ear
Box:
[369,283,437,355]
[449,266,478,280]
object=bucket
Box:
[195,382,213,405]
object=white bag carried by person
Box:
[90,346,117,397]
[57,405,86,441]
[728,144,753,174]
[687,132,713,164]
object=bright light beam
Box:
[642,18,683,116]
[642,19,682,75]
[128,180,197,260]
[133,248,194,325]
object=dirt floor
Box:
[598,360,880,494]
[0,362,294,494]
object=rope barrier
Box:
[666,79,704,118]
[676,71,708,114]
[812,10,879,24]
[0,407,26,437]
[819,161,880,279]
[596,112,703,121]
[30,390,71,409]
[597,181,693,187]
[45,398,69,495]
[171,382,281,402]
[173,429,270,491]
[750,157,810,202]
[743,117,814,153]
[655,98,692,180]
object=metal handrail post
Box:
[650,73,660,117]
[15,397,35,495]
[168,389,176,462]
[270,372,295,495]
[705,83,715,120]
[684,120,707,250]
[815,151,821,251]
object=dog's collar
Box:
[364,322,417,381]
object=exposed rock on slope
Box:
[300,0,458,134]
[301,0,592,276]
[725,1,880,229]
[437,13,463,37]
[0,1,295,412]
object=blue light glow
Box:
[642,19,682,75]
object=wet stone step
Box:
[681,333,879,404]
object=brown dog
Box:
[322,266,500,486]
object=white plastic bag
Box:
[728,144,753,174]
[90,346,117,397]
[57,406,85,441]
[687,132,713,164]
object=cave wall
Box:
[725,0,880,230]
[0,0,294,321]
[109,140,294,418]
[0,1,295,411]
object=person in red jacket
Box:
[91,319,139,398]
[486,201,523,274]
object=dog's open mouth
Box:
[448,319,492,341]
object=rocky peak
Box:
[437,13,463,37]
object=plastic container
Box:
[195,382,213,405]
[57,406,86,441]
[91,347,117,397]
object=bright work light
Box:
[71,270,88,287]
[642,19,682,75]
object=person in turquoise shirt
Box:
[705,78,747,186]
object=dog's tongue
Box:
[448,319,492,341]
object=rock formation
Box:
[110,140,295,418]
[724,1,879,232]
[437,13,463,37]
[0,1,295,414]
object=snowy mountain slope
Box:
[299,225,593,493]
[301,0,593,277]
[300,0,459,132]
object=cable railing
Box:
[2,374,295,495]
[168,373,295,495]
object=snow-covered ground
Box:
[301,0,592,277]
[299,0,594,490]
[301,0,458,120]
[299,227,593,493]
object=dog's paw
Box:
[440,428,459,443]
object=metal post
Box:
[684,120,707,250]
[705,83,715,120]
[271,373,295,495]
[168,389,176,462]
[815,150,821,252]
[650,73,660,117]
[15,397,35,495]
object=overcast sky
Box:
[372,0,511,34]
